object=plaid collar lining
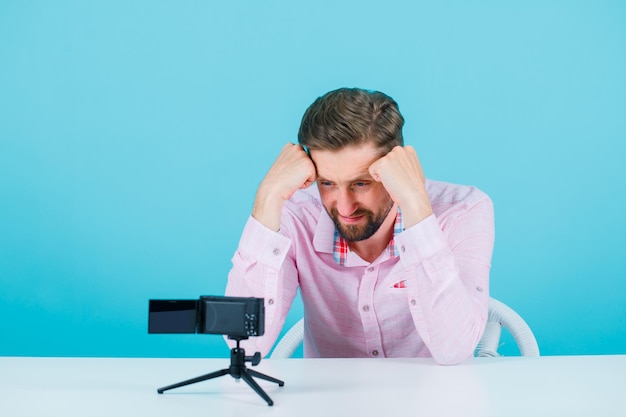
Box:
[333,208,404,266]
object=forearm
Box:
[402,251,489,365]
[224,217,298,357]
[398,206,494,365]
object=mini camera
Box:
[148,295,264,339]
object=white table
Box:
[1,355,624,416]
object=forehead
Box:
[310,143,383,181]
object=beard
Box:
[327,198,394,242]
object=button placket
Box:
[359,264,383,358]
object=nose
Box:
[336,188,358,217]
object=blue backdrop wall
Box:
[1,0,624,358]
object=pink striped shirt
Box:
[226,179,495,365]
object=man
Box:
[226,88,494,365]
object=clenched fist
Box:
[368,146,433,228]
[252,143,317,231]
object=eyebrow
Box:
[316,173,374,183]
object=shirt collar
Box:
[332,208,404,266]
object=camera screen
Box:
[201,299,247,335]
[148,300,198,333]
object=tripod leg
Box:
[247,368,285,387]
[239,370,275,406]
[157,368,229,394]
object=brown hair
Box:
[297,88,404,154]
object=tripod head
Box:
[227,336,261,366]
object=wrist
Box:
[402,207,434,229]
[252,188,285,232]
[399,192,433,229]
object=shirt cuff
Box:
[396,214,447,267]
[237,216,292,269]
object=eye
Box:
[353,181,369,188]
[318,180,333,187]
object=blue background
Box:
[1,0,624,358]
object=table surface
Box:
[1,354,624,417]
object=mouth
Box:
[339,214,364,224]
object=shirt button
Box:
[268,299,274,305]
[367,267,374,272]
[476,286,483,292]
[400,245,406,253]
[372,350,379,356]
[362,305,370,312]
[410,299,417,306]
[272,248,280,255]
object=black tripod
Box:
[157,338,284,406]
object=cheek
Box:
[318,189,335,210]
[364,186,391,208]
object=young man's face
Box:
[310,143,395,242]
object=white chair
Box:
[270,297,539,359]
[270,317,306,359]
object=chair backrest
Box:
[270,297,539,359]
[475,297,540,357]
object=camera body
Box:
[148,295,264,339]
